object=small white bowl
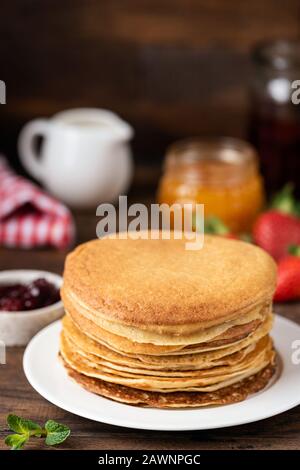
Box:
[0,270,64,346]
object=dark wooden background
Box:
[1,0,300,172]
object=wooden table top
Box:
[0,211,300,450]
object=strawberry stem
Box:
[288,245,300,256]
[204,216,230,235]
[270,183,297,215]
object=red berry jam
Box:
[0,278,60,311]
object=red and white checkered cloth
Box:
[0,157,75,249]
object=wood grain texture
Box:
[1,1,300,168]
[0,211,300,450]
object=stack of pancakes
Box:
[60,232,277,408]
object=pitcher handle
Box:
[18,119,50,182]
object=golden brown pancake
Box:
[60,232,278,408]
[62,285,269,346]
[62,313,273,370]
[63,234,276,330]
[62,358,276,408]
[60,332,275,391]
[65,302,269,355]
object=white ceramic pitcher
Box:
[18,108,134,208]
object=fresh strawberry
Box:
[253,184,300,261]
[274,246,300,302]
[253,210,300,261]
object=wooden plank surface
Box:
[0,211,300,450]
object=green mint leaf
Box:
[7,414,42,434]
[5,434,28,450]
[44,420,70,446]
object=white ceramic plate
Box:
[23,315,300,431]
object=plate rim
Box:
[23,314,300,431]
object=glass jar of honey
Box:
[157,138,265,233]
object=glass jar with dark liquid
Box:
[249,40,300,196]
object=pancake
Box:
[62,331,272,378]
[62,359,275,408]
[60,333,275,391]
[63,233,276,331]
[62,313,273,370]
[60,232,278,408]
[62,286,269,346]
[65,303,268,356]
